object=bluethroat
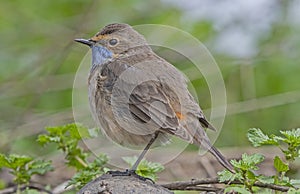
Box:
[75,23,233,173]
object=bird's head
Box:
[75,23,148,66]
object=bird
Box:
[74,23,234,174]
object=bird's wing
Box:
[129,80,179,130]
[128,80,194,142]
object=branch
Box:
[160,177,291,192]
[78,174,173,194]
[1,176,291,193]
[0,183,53,194]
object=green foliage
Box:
[218,153,264,192]
[38,123,165,189]
[123,156,164,181]
[247,128,279,147]
[273,156,289,173]
[67,155,109,190]
[0,154,53,185]
[0,123,167,192]
[219,128,300,193]
[38,123,110,189]
[5,123,300,193]
[248,128,300,161]
[232,153,265,171]
[38,123,91,170]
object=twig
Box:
[252,182,290,192]
[180,186,222,192]
[161,177,220,190]
[160,177,291,192]
[0,184,53,194]
[52,180,74,194]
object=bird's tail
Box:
[208,145,235,173]
[193,131,235,173]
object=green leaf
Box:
[0,154,53,185]
[280,129,300,154]
[38,123,90,145]
[218,169,234,182]
[37,135,60,145]
[68,170,100,189]
[246,170,256,181]
[37,123,96,170]
[273,156,289,173]
[0,154,33,170]
[27,160,53,175]
[231,153,264,171]
[257,175,275,184]
[248,128,278,147]
[280,128,300,139]
[68,123,90,140]
[218,169,244,182]
[68,155,109,189]
[0,154,11,168]
[123,156,164,181]
[243,153,265,165]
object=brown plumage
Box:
[75,23,234,173]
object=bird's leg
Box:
[108,132,160,182]
[130,131,160,171]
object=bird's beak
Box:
[74,38,94,47]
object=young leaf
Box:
[0,154,28,169]
[248,128,278,147]
[68,170,100,190]
[123,156,164,181]
[27,160,53,175]
[242,153,265,166]
[231,153,264,171]
[257,175,275,184]
[0,154,53,185]
[280,129,300,147]
[37,123,93,170]
[280,128,300,139]
[218,169,235,182]
[68,155,109,189]
[273,156,289,173]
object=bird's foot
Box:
[107,169,154,183]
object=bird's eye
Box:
[109,39,118,46]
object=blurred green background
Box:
[0,0,300,190]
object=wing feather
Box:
[129,81,179,132]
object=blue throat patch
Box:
[91,45,113,67]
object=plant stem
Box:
[75,155,88,168]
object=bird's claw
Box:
[107,169,154,183]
